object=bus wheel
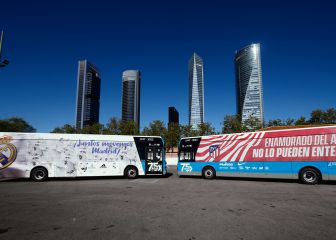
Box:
[30,167,48,182]
[203,166,216,180]
[299,168,321,185]
[125,166,138,179]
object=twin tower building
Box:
[75,62,140,129]
[75,43,264,130]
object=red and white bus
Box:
[178,126,336,184]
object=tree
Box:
[80,123,104,134]
[284,118,295,126]
[51,124,76,133]
[310,109,324,124]
[104,117,121,135]
[180,124,198,138]
[197,122,216,136]
[242,115,263,132]
[141,120,167,137]
[222,115,242,134]
[295,116,308,125]
[166,123,180,149]
[267,118,295,127]
[119,120,139,135]
[267,119,283,127]
[0,117,36,132]
[323,108,336,124]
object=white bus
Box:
[0,132,166,181]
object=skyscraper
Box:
[235,43,264,125]
[121,70,140,126]
[0,31,9,68]
[168,107,179,125]
[188,53,204,129]
[75,60,101,129]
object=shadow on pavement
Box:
[1,172,174,182]
[176,175,336,185]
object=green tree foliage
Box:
[267,119,283,127]
[197,122,216,136]
[284,118,295,126]
[222,115,242,134]
[180,124,198,138]
[242,115,263,132]
[119,120,139,135]
[104,117,121,135]
[80,123,104,134]
[47,107,336,137]
[310,109,324,124]
[51,124,76,133]
[141,120,167,137]
[267,118,295,127]
[295,116,309,125]
[166,123,181,148]
[323,108,336,124]
[0,117,36,132]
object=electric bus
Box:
[178,126,336,184]
[0,132,166,181]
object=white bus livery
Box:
[0,133,166,181]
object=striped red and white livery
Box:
[196,132,265,162]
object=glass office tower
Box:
[235,43,264,125]
[75,60,101,129]
[121,70,140,126]
[168,106,179,125]
[188,53,204,129]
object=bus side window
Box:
[148,152,154,160]
[156,152,161,161]
[180,151,195,162]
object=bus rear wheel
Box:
[299,168,321,185]
[30,167,48,182]
[125,166,138,179]
[203,166,216,180]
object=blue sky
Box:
[1,0,335,132]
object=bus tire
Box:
[299,167,321,185]
[202,166,216,180]
[30,167,48,182]
[125,166,138,179]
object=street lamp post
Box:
[0,30,10,68]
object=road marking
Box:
[130,179,160,184]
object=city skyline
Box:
[1,1,335,132]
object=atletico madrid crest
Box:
[209,145,220,160]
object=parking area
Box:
[1,166,336,240]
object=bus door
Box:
[145,147,163,175]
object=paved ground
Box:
[1,167,336,240]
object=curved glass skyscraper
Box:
[188,53,204,129]
[75,60,101,129]
[235,43,264,125]
[121,70,140,126]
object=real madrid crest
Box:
[0,135,17,170]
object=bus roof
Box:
[180,125,336,140]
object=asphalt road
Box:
[1,167,336,240]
